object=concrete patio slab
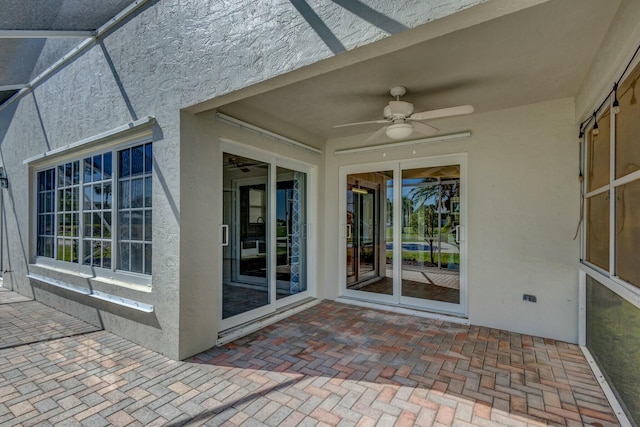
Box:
[0,289,620,426]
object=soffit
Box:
[218,0,621,141]
[0,0,136,105]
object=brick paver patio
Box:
[0,288,620,426]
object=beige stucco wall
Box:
[324,97,580,343]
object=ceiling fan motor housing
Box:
[384,101,414,121]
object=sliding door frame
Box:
[339,153,468,317]
[220,140,317,332]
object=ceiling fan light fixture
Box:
[386,123,413,140]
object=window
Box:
[583,60,640,289]
[117,143,152,274]
[36,142,152,277]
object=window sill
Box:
[28,264,154,313]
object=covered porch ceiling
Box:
[213,0,620,144]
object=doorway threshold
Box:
[336,296,470,325]
[217,297,321,345]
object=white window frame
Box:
[580,57,640,315]
[32,134,153,287]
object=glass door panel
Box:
[358,188,376,279]
[275,167,307,300]
[222,153,270,320]
[401,166,461,305]
[345,171,393,295]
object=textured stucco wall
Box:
[324,98,580,343]
[0,0,492,358]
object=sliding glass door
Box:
[401,166,461,308]
[342,156,466,315]
[221,150,310,330]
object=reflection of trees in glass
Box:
[386,196,414,227]
[408,180,459,238]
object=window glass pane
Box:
[131,243,143,273]
[84,186,92,208]
[57,214,64,236]
[38,171,45,191]
[144,210,152,242]
[83,239,91,265]
[93,213,101,238]
[45,214,53,235]
[72,161,79,185]
[586,192,609,270]
[45,191,53,213]
[119,149,130,178]
[119,211,130,240]
[72,187,79,211]
[119,181,130,209]
[45,238,53,258]
[58,165,65,187]
[84,158,92,183]
[119,243,130,271]
[58,189,64,211]
[84,213,92,238]
[93,155,102,181]
[65,163,73,185]
[616,180,640,287]
[90,184,100,209]
[103,212,112,238]
[71,213,78,237]
[145,143,152,173]
[587,109,610,192]
[64,188,72,211]
[103,152,112,179]
[132,145,144,175]
[103,183,112,209]
[131,210,143,240]
[64,213,72,236]
[131,178,143,208]
[71,240,77,262]
[103,242,112,269]
[47,169,54,190]
[144,244,152,275]
[616,62,640,179]
[56,238,65,261]
[92,241,102,267]
[144,176,152,207]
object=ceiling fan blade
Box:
[410,104,474,121]
[364,126,388,143]
[333,119,389,128]
[412,121,438,136]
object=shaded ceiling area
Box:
[217,0,620,143]
[0,0,136,106]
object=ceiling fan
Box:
[334,86,474,142]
